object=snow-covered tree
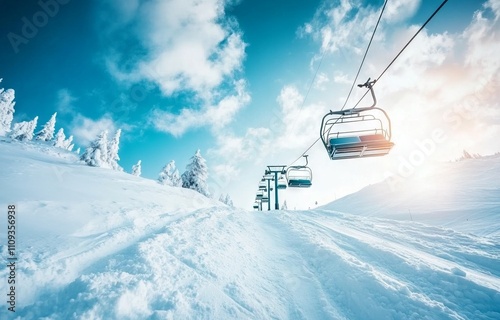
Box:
[53,128,66,148]
[67,143,74,152]
[219,194,233,206]
[158,160,182,187]
[35,112,57,141]
[80,130,109,167]
[224,194,234,207]
[281,200,288,210]
[108,129,122,171]
[131,160,142,177]
[181,149,210,197]
[75,147,81,154]
[10,116,38,141]
[0,86,15,136]
[62,135,73,150]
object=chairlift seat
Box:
[329,134,394,160]
[287,179,312,188]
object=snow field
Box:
[0,140,499,319]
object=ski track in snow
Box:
[3,208,498,319]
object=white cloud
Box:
[314,72,330,90]
[56,89,77,115]
[383,0,421,23]
[97,0,249,137]
[148,79,250,137]
[102,0,246,99]
[70,114,117,146]
[275,86,326,150]
[333,72,351,85]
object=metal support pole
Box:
[266,179,271,211]
[274,172,279,210]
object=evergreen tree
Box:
[108,129,122,171]
[224,194,234,207]
[158,160,182,187]
[80,130,109,167]
[282,200,288,210]
[62,135,73,150]
[10,116,38,141]
[75,147,81,154]
[35,112,57,141]
[219,194,225,203]
[132,160,142,177]
[53,128,66,148]
[0,86,15,136]
[181,149,210,197]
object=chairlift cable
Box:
[340,0,387,111]
[288,138,320,167]
[288,1,387,166]
[288,0,448,167]
[289,0,387,166]
[351,0,449,110]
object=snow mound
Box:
[321,155,500,237]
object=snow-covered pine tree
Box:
[219,194,225,202]
[171,168,182,187]
[62,135,73,150]
[108,129,122,171]
[132,160,142,177]
[10,116,38,141]
[75,147,81,154]
[181,149,210,197]
[67,143,74,152]
[35,112,57,141]
[224,194,234,207]
[0,86,16,136]
[158,160,182,187]
[53,128,66,148]
[80,130,109,167]
[282,200,288,210]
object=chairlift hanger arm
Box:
[355,78,377,109]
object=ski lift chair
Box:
[258,180,267,190]
[256,190,264,200]
[320,79,394,160]
[262,190,270,203]
[277,175,287,189]
[286,155,312,188]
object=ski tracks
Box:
[267,211,500,320]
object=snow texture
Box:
[0,140,499,319]
[322,154,500,238]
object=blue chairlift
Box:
[320,79,394,160]
[286,155,312,188]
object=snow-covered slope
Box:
[0,140,499,319]
[322,155,500,237]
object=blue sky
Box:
[1,0,499,209]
